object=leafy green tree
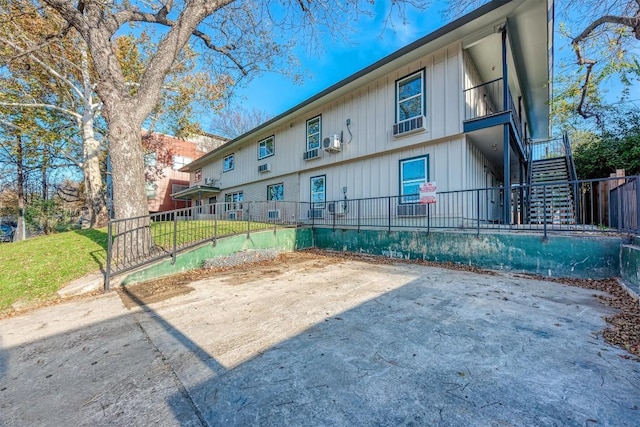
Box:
[572,110,640,179]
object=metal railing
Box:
[300,177,640,238]
[463,78,523,140]
[106,177,639,290]
[105,201,298,290]
[529,136,566,161]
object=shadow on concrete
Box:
[2,268,640,426]
[162,276,640,426]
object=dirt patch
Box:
[115,250,339,307]
[116,279,195,309]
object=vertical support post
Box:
[213,205,217,246]
[357,199,361,233]
[105,220,113,292]
[635,178,640,234]
[172,211,177,265]
[476,189,480,236]
[247,201,251,237]
[501,27,511,226]
[388,197,392,233]
[542,184,548,242]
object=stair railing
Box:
[563,132,581,223]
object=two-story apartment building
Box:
[174,0,553,226]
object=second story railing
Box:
[463,78,524,141]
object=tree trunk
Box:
[14,135,26,242]
[81,115,108,227]
[79,45,108,228]
[108,110,154,261]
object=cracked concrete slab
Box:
[1,252,639,426]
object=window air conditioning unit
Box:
[328,202,346,216]
[267,209,281,220]
[303,148,320,161]
[307,208,324,219]
[258,163,271,173]
[323,134,341,152]
[393,115,426,137]
[204,177,218,186]
[397,203,428,217]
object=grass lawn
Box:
[0,228,108,312]
[0,220,276,313]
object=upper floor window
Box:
[173,155,192,170]
[396,70,425,123]
[306,116,321,151]
[267,183,284,201]
[400,155,429,203]
[223,154,234,172]
[258,136,275,160]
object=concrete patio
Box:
[1,251,639,426]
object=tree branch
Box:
[0,102,82,120]
[117,8,249,76]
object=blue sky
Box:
[217,2,451,123]
[209,1,639,133]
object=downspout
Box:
[501,25,511,225]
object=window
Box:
[223,154,234,172]
[173,155,192,170]
[258,136,275,160]
[310,175,326,208]
[171,184,188,200]
[194,169,202,182]
[145,182,157,199]
[144,152,157,167]
[306,116,321,151]
[396,70,425,123]
[267,183,284,201]
[400,155,429,203]
[224,191,243,210]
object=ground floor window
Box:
[267,183,284,201]
[224,191,243,210]
[311,175,326,208]
[400,155,429,203]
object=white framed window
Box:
[267,183,284,201]
[224,191,243,210]
[223,154,235,172]
[396,70,425,123]
[173,155,192,170]
[306,116,321,151]
[258,136,275,160]
[310,175,326,208]
[400,155,429,203]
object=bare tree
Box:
[210,106,272,139]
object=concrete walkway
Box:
[1,252,639,426]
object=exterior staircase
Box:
[529,157,576,224]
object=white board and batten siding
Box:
[193,42,474,203]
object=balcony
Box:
[463,78,523,143]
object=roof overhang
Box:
[170,185,220,200]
